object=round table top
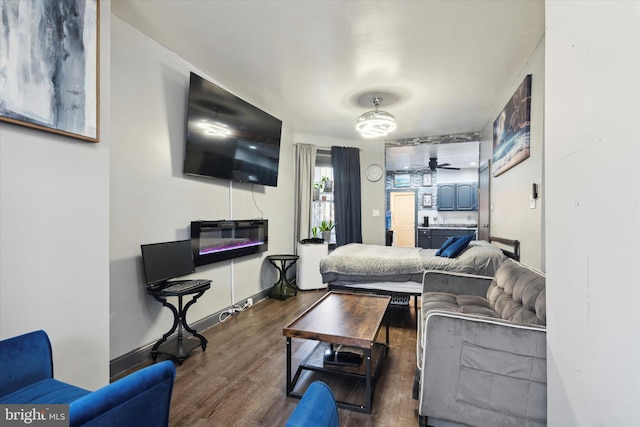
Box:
[266,254,299,261]
[146,282,211,296]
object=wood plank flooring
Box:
[122,289,420,426]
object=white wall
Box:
[546,2,640,425]
[293,132,387,246]
[0,2,111,388]
[110,17,294,359]
[481,38,545,270]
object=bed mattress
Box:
[319,240,505,285]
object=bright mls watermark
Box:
[0,405,68,426]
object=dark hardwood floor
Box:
[123,289,420,426]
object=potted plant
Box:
[301,226,324,244]
[313,182,322,201]
[319,219,335,243]
[321,176,333,193]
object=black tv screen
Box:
[184,72,282,187]
[140,239,195,286]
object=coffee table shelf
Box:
[283,292,391,413]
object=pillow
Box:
[435,236,462,256]
[440,234,475,258]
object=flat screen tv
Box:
[184,72,282,187]
[140,239,195,286]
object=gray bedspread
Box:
[319,240,506,284]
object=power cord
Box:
[251,184,264,219]
[218,299,253,322]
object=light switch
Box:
[372,209,380,217]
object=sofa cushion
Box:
[0,379,90,404]
[486,260,546,326]
[535,289,546,323]
[422,292,501,319]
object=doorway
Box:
[389,191,415,247]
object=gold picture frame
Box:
[0,0,100,142]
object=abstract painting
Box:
[0,0,99,142]
[492,74,531,176]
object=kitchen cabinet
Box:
[417,228,431,249]
[455,183,476,210]
[437,183,477,211]
[417,228,477,249]
[437,184,456,210]
[430,228,476,248]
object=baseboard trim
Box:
[110,289,270,380]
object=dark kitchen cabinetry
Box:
[437,183,477,211]
[455,183,476,210]
[417,228,477,249]
[437,184,456,210]
[417,228,431,249]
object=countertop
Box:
[417,225,477,230]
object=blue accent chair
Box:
[0,330,176,427]
[285,381,339,427]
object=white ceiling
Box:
[111,0,544,168]
[386,140,480,172]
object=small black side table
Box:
[267,254,300,300]
[147,282,210,364]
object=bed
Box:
[320,237,519,303]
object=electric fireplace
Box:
[191,220,268,266]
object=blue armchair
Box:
[0,330,176,427]
[285,381,339,427]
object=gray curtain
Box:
[293,144,317,251]
[331,146,362,246]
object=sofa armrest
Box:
[419,311,546,427]
[69,360,176,427]
[422,270,493,296]
[0,330,53,398]
[285,381,339,427]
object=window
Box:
[311,151,335,243]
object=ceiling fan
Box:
[429,157,460,171]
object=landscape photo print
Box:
[492,74,532,177]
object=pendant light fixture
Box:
[356,97,397,138]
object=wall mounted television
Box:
[184,72,282,187]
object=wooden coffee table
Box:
[283,292,391,413]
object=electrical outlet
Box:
[247,298,253,307]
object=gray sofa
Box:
[416,258,546,427]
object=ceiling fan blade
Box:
[439,166,460,170]
[438,163,451,167]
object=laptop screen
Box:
[140,239,195,286]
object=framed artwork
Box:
[492,74,531,176]
[0,0,100,142]
[394,174,411,188]
[422,173,432,186]
[422,194,432,207]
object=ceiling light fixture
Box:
[356,97,397,138]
